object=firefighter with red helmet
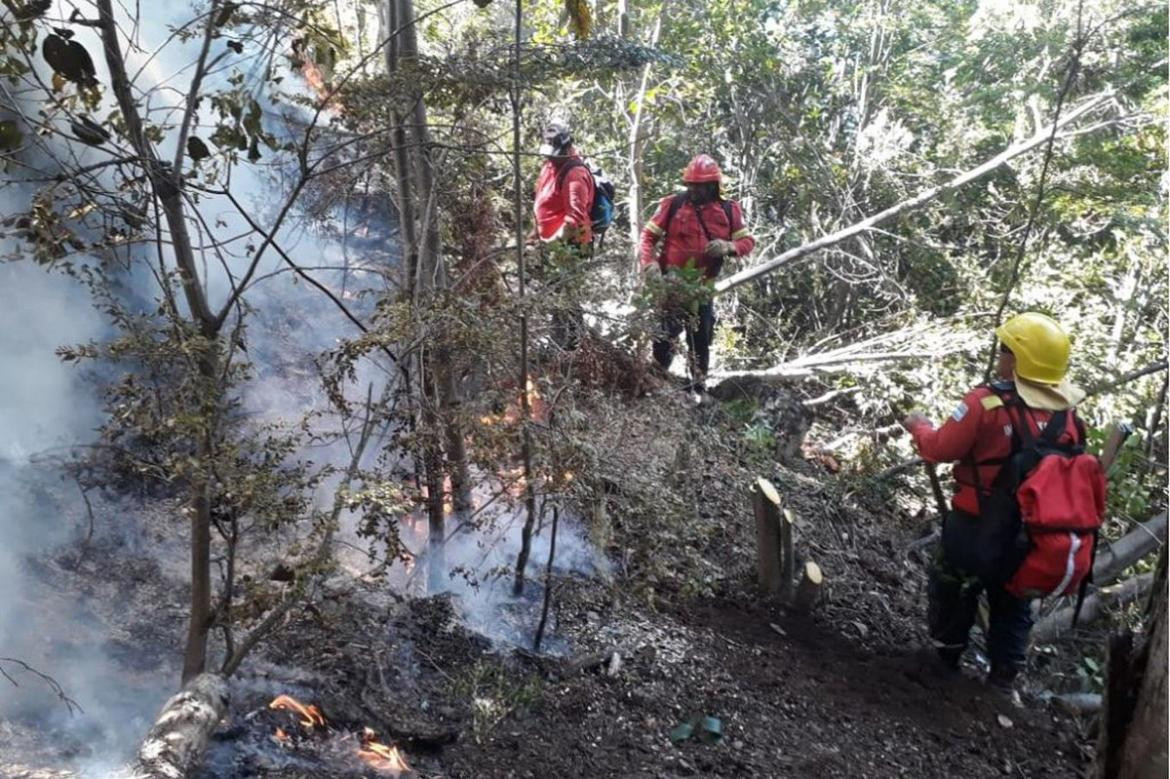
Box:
[639,154,755,390]
[901,313,1095,689]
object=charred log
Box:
[132,672,228,779]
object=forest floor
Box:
[2,373,1098,778]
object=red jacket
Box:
[640,195,754,277]
[534,152,594,244]
[908,382,1084,515]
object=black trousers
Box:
[652,302,716,378]
[928,514,1034,681]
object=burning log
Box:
[131,672,228,779]
[792,561,824,615]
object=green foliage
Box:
[449,661,544,743]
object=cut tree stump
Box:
[753,478,783,595]
[131,672,228,779]
[779,508,796,604]
[792,561,823,614]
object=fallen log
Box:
[1094,512,1167,585]
[1032,573,1154,644]
[563,646,629,676]
[792,561,824,614]
[0,766,75,779]
[131,672,228,779]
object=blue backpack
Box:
[556,158,616,240]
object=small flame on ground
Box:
[270,694,326,729]
[266,695,410,773]
[358,727,412,774]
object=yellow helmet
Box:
[995,312,1070,384]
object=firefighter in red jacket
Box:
[901,312,1088,687]
[531,121,595,348]
[533,121,594,247]
[639,154,754,390]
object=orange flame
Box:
[269,694,326,729]
[358,727,412,774]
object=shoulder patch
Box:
[980,395,1004,411]
[951,401,969,422]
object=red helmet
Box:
[682,154,722,183]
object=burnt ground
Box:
[2,383,1101,778]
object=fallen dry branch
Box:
[714,91,1112,294]
[0,766,76,779]
[0,657,82,715]
[715,350,960,380]
[1087,361,1169,398]
[1032,573,1154,644]
[562,646,630,676]
[131,673,229,779]
[1094,512,1167,585]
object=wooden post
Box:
[753,478,783,594]
[780,508,796,603]
[792,561,823,614]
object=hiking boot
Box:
[987,665,1019,691]
[906,647,960,688]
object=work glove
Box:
[902,411,931,432]
[704,239,735,258]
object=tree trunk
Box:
[388,0,474,590]
[779,507,795,604]
[511,0,540,598]
[97,0,222,684]
[713,91,1111,294]
[131,673,228,779]
[1095,549,1168,779]
[624,7,665,267]
[1116,559,1167,778]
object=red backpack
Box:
[977,390,1106,601]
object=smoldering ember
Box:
[0,1,1165,777]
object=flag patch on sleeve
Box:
[951,402,968,422]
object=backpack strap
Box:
[555,158,586,189]
[663,193,686,234]
[1071,528,1098,628]
[663,194,735,239]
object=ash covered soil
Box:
[4,383,1092,778]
